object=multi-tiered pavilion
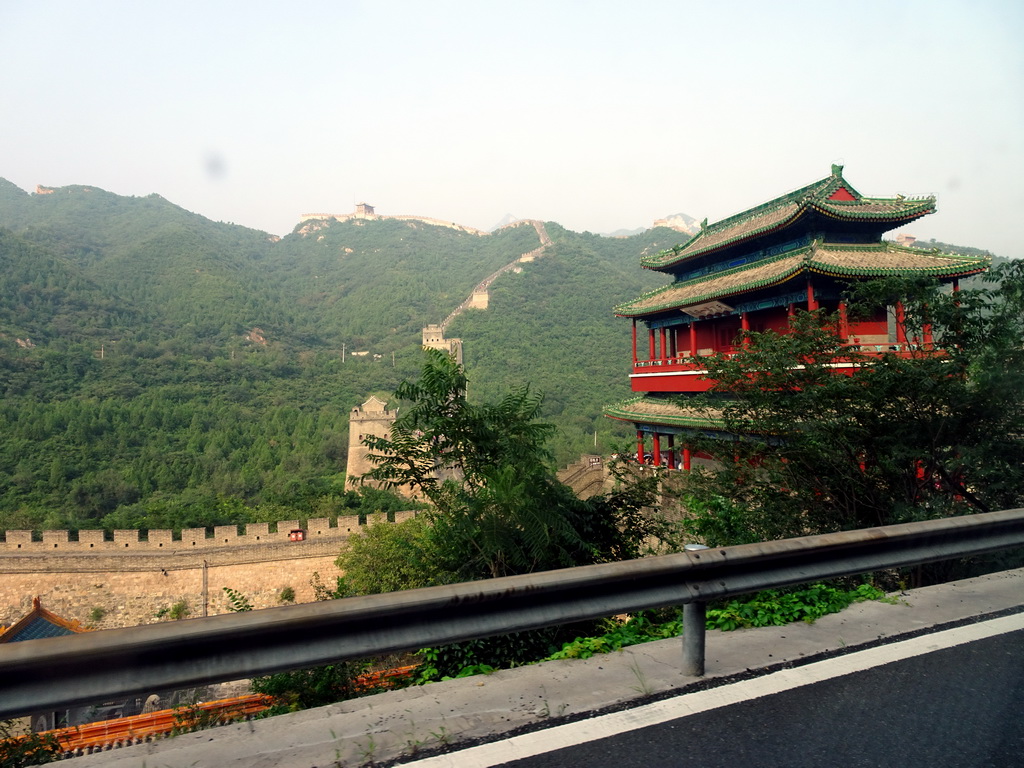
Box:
[604,165,988,469]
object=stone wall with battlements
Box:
[298,211,488,236]
[0,513,417,630]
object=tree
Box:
[678,262,1024,546]
[362,348,666,582]
[335,515,441,595]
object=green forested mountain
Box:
[271,218,542,348]
[0,181,279,345]
[0,180,682,530]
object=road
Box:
[490,627,1023,768]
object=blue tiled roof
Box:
[4,616,79,643]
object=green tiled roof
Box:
[603,396,727,430]
[616,242,988,318]
[641,166,936,271]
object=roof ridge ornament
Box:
[831,163,844,177]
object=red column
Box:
[659,328,668,361]
[741,311,750,348]
[631,319,638,364]
[895,301,907,345]
[920,301,933,349]
[636,431,645,464]
[806,280,818,311]
[689,323,698,357]
[652,432,661,467]
[648,328,656,360]
[683,446,692,471]
[838,301,849,342]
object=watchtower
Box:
[346,395,396,488]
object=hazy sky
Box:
[2,1,1022,256]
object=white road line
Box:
[399,612,1024,767]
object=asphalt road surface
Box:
[491,628,1024,768]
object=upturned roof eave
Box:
[642,199,935,272]
[616,245,990,318]
[602,397,728,431]
[808,196,936,222]
[640,208,802,272]
[640,167,939,271]
[616,251,810,317]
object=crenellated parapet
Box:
[0,512,417,553]
[0,513,421,629]
[298,207,489,236]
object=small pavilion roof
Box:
[616,242,989,318]
[0,596,90,643]
[604,396,726,431]
[642,165,936,271]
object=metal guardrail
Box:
[2,508,1023,719]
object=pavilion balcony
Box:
[630,342,949,393]
[630,356,721,393]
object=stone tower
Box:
[346,395,396,489]
[421,324,463,365]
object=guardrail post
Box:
[682,601,706,676]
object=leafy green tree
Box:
[363,348,665,581]
[335,515,440,595]
[679,261,1024,545]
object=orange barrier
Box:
[26,665,419,755]
[353,664,418,691]
[39,694,272,753]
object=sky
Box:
[2,1,1022,257]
